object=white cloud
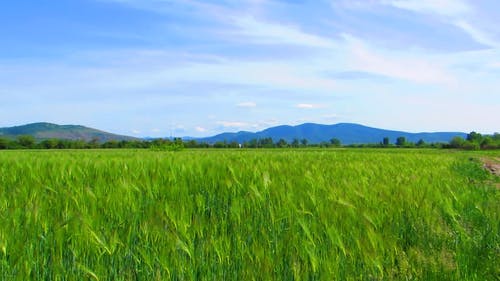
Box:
[216,121,249,127]
[453,20,500,48]
[236,101,257,107]
[195,126,207,132]
[258,119,278,126]
[107,1,336,49]
[380,0,499,49]
[380,0,471,17]
[296,103,325,109]
[213,119,279,131]
[4,0,500,136]
[131,129,141,134]
[171,60,338,92]
[151,128,161,133]
[231,16,336,48]
[342,34,453,84]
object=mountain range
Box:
[0,122,467,144]
[0,122,137,142]
[198,123,467,145]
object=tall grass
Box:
[0,149,498,280]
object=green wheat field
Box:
[0,149,498,280]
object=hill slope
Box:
[0,122,137,142]
[198,123,466,144]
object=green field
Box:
[0,149,498,280]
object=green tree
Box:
[396,136,406,146]
[173,137,184,147]
[382,137,390,146]
[213,141,227,148]
[229,141,240,148]
[462,142,480,150]
[87,137,100,149]
[300,138,308,147]
[17,135,35,148]
[185,140,198,148]
[416,139,425,147]
[449,136,465,148]
[493,133,500,142]
[56,139,68,149]
[261,138,274,148]
[72,140,87,149]
[291,138,300,148]
[466,131,482,143]
[40,139,58,149]
[102,140,119,149]
[247,139,258,148]
[330,138,341,147]
[276,139,288,148]
[480,136,494,149]
[118,140,129,148]
[0,137,8,149]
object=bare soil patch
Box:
[482,158,500,176]
[482,157,500,188]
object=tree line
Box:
[445,132,500,150]
[0,131,499,150]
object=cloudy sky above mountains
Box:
[1,0,499,137]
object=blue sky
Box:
[1,0,499,137]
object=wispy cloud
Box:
[2,0,499,135]
[380,0,471,17]
[257,119,278,127]
[104,0,335,50]
[170,60,338,92]
[216,121,249,128]
[195,126,207,132]
[379,0,499,48]
[342,34,453,84]
[295,103,325,109]
[453,20,500,48]
[326,71,388,80]
[230,16,336,48]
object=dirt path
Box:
[482,157,500,189]
[482,157,500,176]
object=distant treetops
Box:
[0,131,498,150]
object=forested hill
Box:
[1,122,469,145]
[0,122,136,142]
[198,123,467,145]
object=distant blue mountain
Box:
[197,123,467,145]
